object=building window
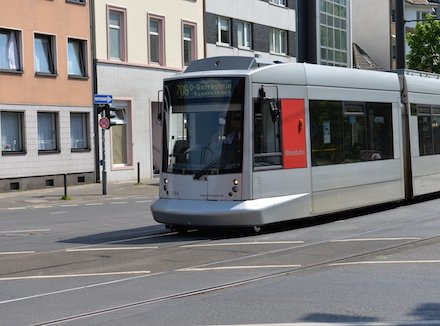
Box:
[108,8,126,61]
[237,21,252,49]
[70,112,89,151]
[269,0,287,6]
[417,11,432,22]
[34,34,56,75]
[1,111,24,153]
[319,0,349,67]
[0,29,21,71]
[111,101,131,166]
[217,16,231,45]
[270,28,287,54]
[38,112,58,152]
[182,23,196,66]
[68,38,87,77]
[148,16,165,65]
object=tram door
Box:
[281,99,307,169]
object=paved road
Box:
[0,182,440,325]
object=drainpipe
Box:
[89,0,100,183]
[395,0,406,69]
[203,0,206,58]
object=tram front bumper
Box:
[151,194,308,227]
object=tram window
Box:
[343,103,367,163]
[433,114,440,154]
[366,102,394,160]
[416,105,440,155]
[417,105,434,156]
[310,100,344,166]
[253,99,282,168]
[311,100,394,166]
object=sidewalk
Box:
[0,180,160,210]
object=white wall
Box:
[352,0,391,69]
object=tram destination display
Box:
[167,77,244,104]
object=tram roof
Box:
[251,62,400,92]
[181,56,401,92]
[397,70,440,96]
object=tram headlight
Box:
[233,179,239,185]
[232,186,239,193]
[163,178,168,192]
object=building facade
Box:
[297,0,352,67]
[0,0,94,192]
[352,0,437,70]
[205,0,297,63]
[92,0,204,182]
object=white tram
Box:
[151,56,440,229]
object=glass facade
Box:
[319,0,350,67]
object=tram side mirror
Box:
[269,100,280,123]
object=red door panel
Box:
[281,99,307,169]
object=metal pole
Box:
[63,174,67,198]
[137,162,140,184]
[396,0,406,69]
[101,128,107,195]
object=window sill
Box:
[148,61,164,67]
[0,69,23,75]
[71,148,91,153]
[237,46,253,52]
[38,150,61,155]
[268,2,287,8]
[68,74,89,80]
[269,51,288,56]
[2,151,26,156]
[35,72,58,78]
[216,42,233,48]
[65,0,86,5]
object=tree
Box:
[406,14,440,73]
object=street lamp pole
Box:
[396,0,406,69]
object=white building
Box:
[352,0,437,70]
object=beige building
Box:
[92,0,204,182]
[0,0,94,192]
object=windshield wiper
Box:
[193,156,222,180]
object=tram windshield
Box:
[163,77,245,177]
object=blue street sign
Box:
[94,94,113,105]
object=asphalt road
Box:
[0,184,440,326]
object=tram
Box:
[151,56,440,229]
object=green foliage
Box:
[407,14,440,73]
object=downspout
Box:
[90,0,100,182]
[395,0,406,69]
[203,0,206,58]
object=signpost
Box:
[95,94,113,195]
[94,94,113,105]
[99,117,110,129]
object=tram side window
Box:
[366,102,394,160]
[417,105,440,156]
[310,100,394,166]
[253,99,282,168]
[310,101,344,166]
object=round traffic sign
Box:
[99,117,110,129]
